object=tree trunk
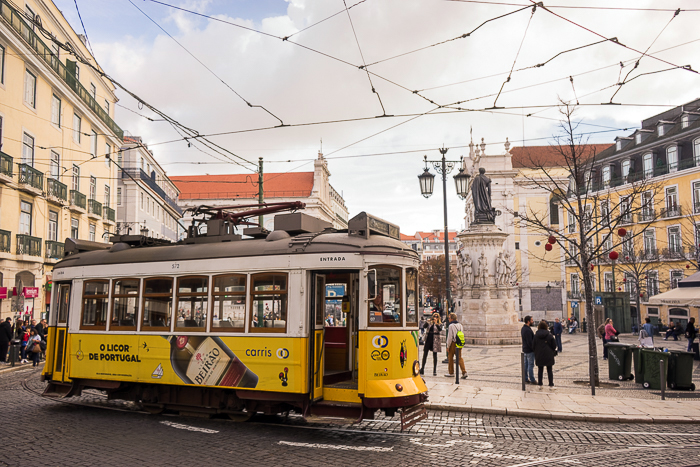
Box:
[581,263,600,389]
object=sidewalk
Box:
[422,332,700,423]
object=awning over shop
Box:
[647,287,700,307]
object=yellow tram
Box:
[42,208,428,427]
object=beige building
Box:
[172,152,348,232]
[0,0,122,320]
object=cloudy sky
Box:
[53,0,700,234]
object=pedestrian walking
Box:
[605,319,618,362]
[420,313,442,376]
[0,317,12,364]
[444,313,467,379]
[533,320,557,386]
[641,317,654,346]
[521,315,536,384]
[27,329,41,367]
[599,318,610,360]
[686,317,697,354]
[552,318,563,353]
[15,320,29,364]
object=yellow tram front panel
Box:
[68,334,308,393]
[359,329,426,398]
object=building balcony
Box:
[637,209,655,223]
[618,214,634,225]
[0,229,10,253]
[87,199,102,219]
[661,246,686,260]
[0,0,123,140]
[0,151,12,184]
[46,178,68,205]
[69,190,87,213]
[567,291,581,300]
[16,234,41,257]
[640,248,659,261]
[45,240,64,261]
[103,206,115,224]
[661,205,682,218]
[18,163,43,195]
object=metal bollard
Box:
[521,352,526,391]
[660,359,665,401]
[9,344,18,368]
[455,348,460,385]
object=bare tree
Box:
[512,102,663,388]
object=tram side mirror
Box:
[367,269,377,300]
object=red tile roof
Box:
[172,172,315,200]
[510,144,610,168]
[416,231,458,241]
[400,233,416,241]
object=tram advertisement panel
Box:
[362,330,422,383]
[69,335,305,393]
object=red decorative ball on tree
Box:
[640,293,644,297]
[545,243,553,251]
[548,235,556,245]
[617,228,627,237]
[618,287,622,291]
[687,264,691,269]
[609,251,619,260]
[590,265,595,271]
[623,278,627,283]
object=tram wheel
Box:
[142,404,165,415]
[226,411,254,422]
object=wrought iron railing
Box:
[0,151,12,177]
[18,163,43,191]
[47,178,67,202]
[661,205,681,218]
[567,291,581,299]
[0,0,123,140]
[45,240,64,259]
[638,209,655,222]
[0,229,10,253]
[16,234,41,256]
[103,206,115,222]
[70,190,86,210]
[88,199,102,217]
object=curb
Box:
[0,362,44,375]
[425,402,700,424]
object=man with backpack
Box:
[445,313,467,379]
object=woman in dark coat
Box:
[420,313,443,376]
[533,320,557,386]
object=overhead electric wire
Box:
[284,0,368,40]
[128,0,284,126]
[341,0,387,115]
[72,0,96,58]
[447,1,700,12]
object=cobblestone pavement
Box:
[422,332,700,400]
[3,367,700,467]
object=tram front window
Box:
[368,266,402,326]
[142,277,173,330]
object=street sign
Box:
[594,296,602,305]
[571,301,578,308]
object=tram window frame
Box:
[175,275,209,332]
[211,274,246,333]
[368,265,403,327]
[80,280,109,330]
[141,277,174,332]
[56,283,71,325]
[406,267,419,326]
[110,278,140,331]
[249,272,288,333]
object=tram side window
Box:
[81,280,109,330]
[176,276,208,331]
[142,277,173,331]
[212,274,246,332]
[57,284,70,324]
[250,273,287,333]
[368,266,402,326]
[406,268,418,326]
[110,278,139,331]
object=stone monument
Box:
[455,167,521,345]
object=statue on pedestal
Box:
[476,251,488,286]
[471,168,495,223]
[495,251,504,286]
[460,250,473,288]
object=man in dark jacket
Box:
[552,318,563,353]
[521,316,536,384]
[0,317,12,363]
[533,320,557,386]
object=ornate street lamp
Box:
[418,159,435,198]
[453,168,471,200]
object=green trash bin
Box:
[631,346,644,384]
[604,343,634,381]
[640,349,670,390]
[667,350,696,391]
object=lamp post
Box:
[418,148,470,317]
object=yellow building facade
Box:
[563,99,700,329]
[0,0,122,320]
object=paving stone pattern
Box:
[2,367,700,466]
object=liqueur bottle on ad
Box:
[167,336,258,388]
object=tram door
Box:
[312,274,326,400]
[52,283,72,382]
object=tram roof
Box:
[54,231,418,269]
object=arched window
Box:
[666,145,678,172]
[643,153,653,178]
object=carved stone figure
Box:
[464,252,473,288]
[471,168,494,223]
[495,251,504,286]
[503,252,514,284]
[477,252,488,286]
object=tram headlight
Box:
[395,383,403,392]
[412,360,420,376]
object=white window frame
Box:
[24,69,36,108]
[117,187,122,206]
[643,153,653,178]
[694,138,700,166]
[72,164,80,192]
[105,143,111,167]
[90,82,96,99]
[73,113,82,143]
[682,115,689,129]
[50,150,59,180]
[71,217,79,239]
[0,44,5,85]
[658,124,665,137]
[89,223,96,242]
[104,185,110,208]
[635,133,641,144]
[667,226,681,253]
[51,94,61,127]
[22,132,34,165]
[622,159,630,181]
[670,270,684,289]
[48,210,58,242]
[19,200,32,235]
[90,130,97,156]
[89,176,97,200]
[666,145,678,173]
